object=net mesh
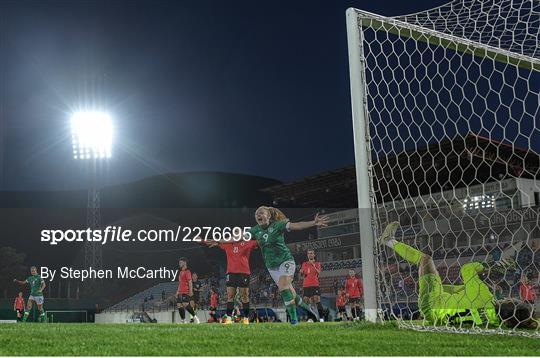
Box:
[396,0,540,59]
[352,0,539,336]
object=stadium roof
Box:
[262,133,540,208]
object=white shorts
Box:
[29,295,44,305]
[267,261,296,285]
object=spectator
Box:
[398,278,405,292]
[491,245,502,262]
[517,244,534,272]
[532,241,539,270]
[493,284,504,300]
[519,275,537,304]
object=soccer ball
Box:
[307,319,314,323]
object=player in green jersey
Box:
[13,266,47,323]
[379,221,537,329]
[248,206,329,325]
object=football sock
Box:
[294,296,317,320]
[242,302,250,319]
[185,305,196,317]
[280,289,298,322]
[316,302,324,319]
[178,307,185,320]
[351,306,357,319]
[226,301,234,317]
[22,311,29,322]
[393,241,423,265]
[294,296,308,311]
[385,239,396,248]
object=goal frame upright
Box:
[346,7,379,323]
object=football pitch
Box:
[0,322,538,356]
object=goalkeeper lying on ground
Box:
[379,222,537,329]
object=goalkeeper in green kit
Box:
[13,266,47,323]
[379,222,537,329]
[248,206,329,325]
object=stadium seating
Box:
[106,282,178,312]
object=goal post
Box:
[346,7,379,323]
[347,0,539,336]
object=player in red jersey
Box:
[335,288,348,321]
[345,269,363,321]
[208,287,219,323]
[300,249,325,322]
[176,257,199,324]
[207,238,258,324]
[13,292,25,322]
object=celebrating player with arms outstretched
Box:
[13,266,46,322]
[248,206,328,325]
[300,249,325,321]
[176,258,199,324]
[206,238,258,324]
[379,221,538,328]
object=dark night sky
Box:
[0,0,451,191]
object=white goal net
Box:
[347,0,539,336]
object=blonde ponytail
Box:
[267,206,288,223]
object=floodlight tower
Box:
[71,111,113,287]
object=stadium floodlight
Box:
[70,111,113,160]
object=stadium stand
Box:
[107,282,178,312]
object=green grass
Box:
[0,322,538,356]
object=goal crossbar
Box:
[350,8,540,72]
